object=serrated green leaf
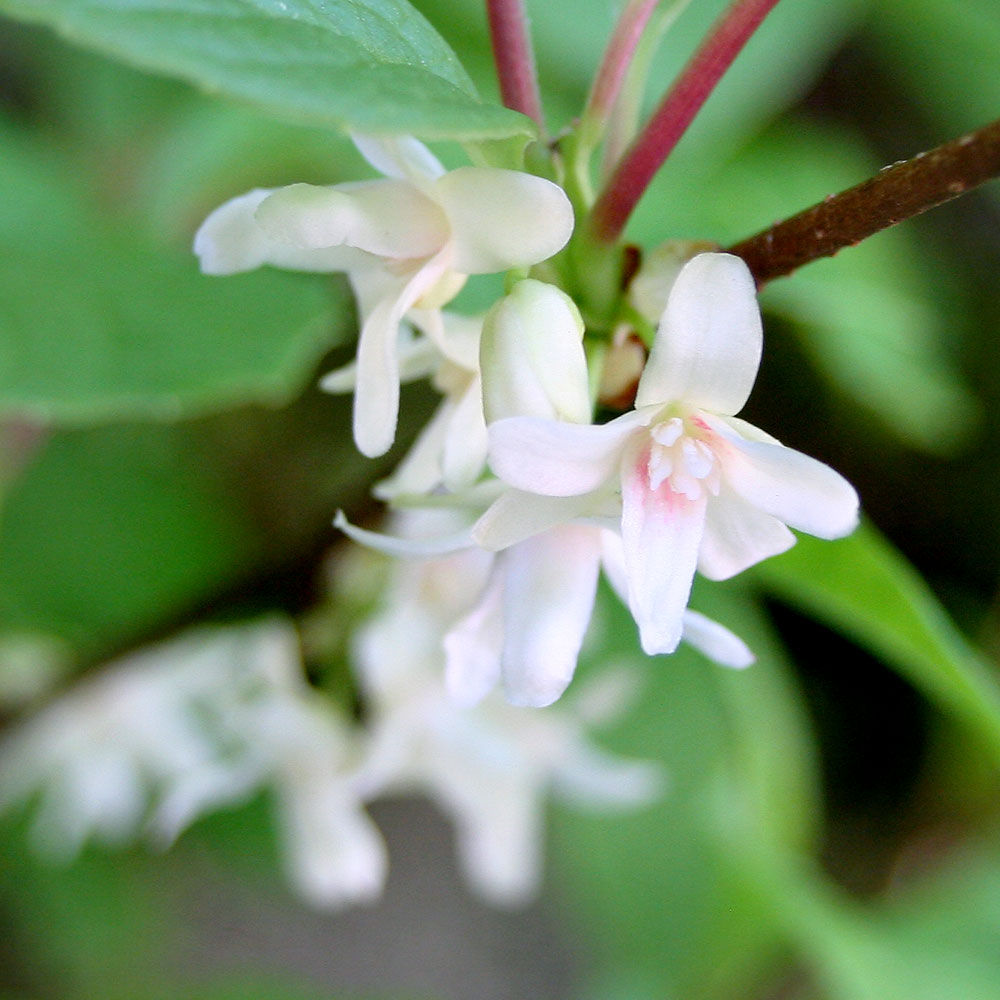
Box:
[755,521,1000,765]
[0,0,531,141]
[0,123,351,423]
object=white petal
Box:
[334,510,475,557]
[373,399,453,500]
[698,489,796,580]
[278,779,387,909]
[712,418,860,539]
[255,181,447,259]
[553,745,663,807]
[352,253,450,457]
[500,526,602,707]
[480,280,591,424]
[681,610,754,668]
[439,766,544,907]
[433,168,574,273]
[488,411,646,497]
[320,324,439,395]
[598,529,629,605]
[194,189,367,274]
[636,252,762,416]
[351,132,445,185]
[444,569,504,706]
[621,440,707,655]
[628,239,717,324]
[442,376,489,490]
[472,489,596,551]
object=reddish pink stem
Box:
[583,0,662,139]
[590,0,783,242]
[486,0,545,129]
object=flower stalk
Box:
[589,0,783,243]
[579,0,664,152]
[728,117,1000,287]
[486,0,546,132]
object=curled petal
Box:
[320,326,439,395]
[680,610,754,669]
[255,181,448,259]
[353,252,451,457]
[194,189,366,275]
[712,418,860,539]
[434,168,574,273]
[621,440,707,655]
[500,526,602,707]
[488,411,647,497]
[698,489,796,580]
[334,510,475,558]
[351,132,445,186]
[636,252,762,416]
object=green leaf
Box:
[0,424,257,651]
[0,123,350,423]
[755,521,1000,766]
[553,580,821,999]
[0,0,531,141]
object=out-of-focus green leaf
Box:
[742,831,1000,1000]
[0,424,256,652]
[755,521,1000,765]
[0,0,531,141]
[870,0,1000,140]
[552,580,820,999]
[0,123,351,424]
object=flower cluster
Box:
[195,133,860,710]
[0,593,657,908]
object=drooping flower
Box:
[0,620,386,909]
[338,279,754,708]
[341,530,662,906]
[194,134,574,457]
[323,309,489,499]
[481,252,860,656]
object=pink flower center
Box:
[646,415,721,501]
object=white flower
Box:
[324,309,489,498]
[338,278,754,707]
[194,134,574,458]
[345,535,661,906]
[481,252,860,656]
[0,620,386,910]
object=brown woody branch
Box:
[728,117,1000,288]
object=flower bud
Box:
[480,279,590,424]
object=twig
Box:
[581,0,663,148]
[728,118,1000,288]
[486,0,545,131]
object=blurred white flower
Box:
[0,620,385,910]
[483,253,860,656]
[194,134,573,458]
[347,531,662,906]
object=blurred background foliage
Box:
[1,0,1000,998]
